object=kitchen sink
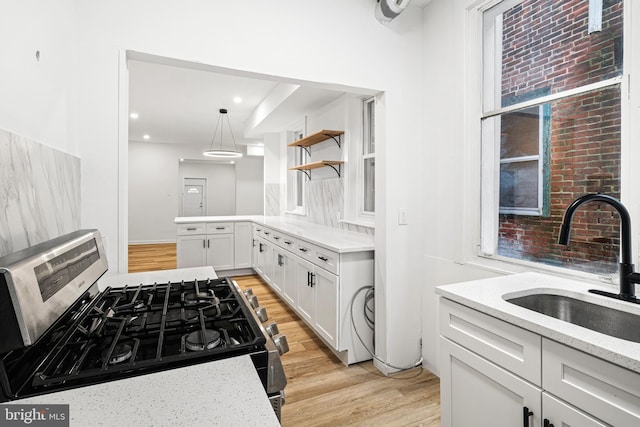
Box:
[505,293,640,343]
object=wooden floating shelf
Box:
[289,160,344,179]
[289,160,344,171]
[288,130,344,148]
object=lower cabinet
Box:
[440,298,640,427]
[177,222,253,271]
[252,226,373,365]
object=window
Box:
[362,97,376,215]
[287,128,307,214]
[481,0,624,275]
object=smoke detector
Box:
[375,0,412,24]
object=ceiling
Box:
[128,59,347,148]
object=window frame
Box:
[286,126,308,216]
[361,96,376,218]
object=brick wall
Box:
[497,0,623,274]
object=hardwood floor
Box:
[128,243,176,272]
[129,244,441,427]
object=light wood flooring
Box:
[129,244,441,426]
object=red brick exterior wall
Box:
[497,0,623,273]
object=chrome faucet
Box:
[558,193,640,303]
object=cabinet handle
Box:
[264,231,270,235]
[216,226,225,230]
[318,256,328,262]
[278,254,284,266]
[307,271,311,287]
[187,227,196,231]
[207,239,210,248]
[523,407,533,427]
[252,239,256,247]
[310,273,315,287]
[299,247,308,253]
[259,243,265,253]
[274,236,281,240]
[203,239,206,248]
[284,240,292,245]
[543,419,554,427]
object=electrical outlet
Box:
[398,208,408,225]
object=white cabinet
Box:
[440,298,640,427]
[440,337,541,427]
[176,234,207,268]
[252,224,373,365]
[176,221,253,272]
[234,222,252,268]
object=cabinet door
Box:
[296,258,315,323]
[251,237,260,272]
[271,249,284,294]
[177,235,206,268]
[440,337,542,427]
[543,393,607,427]
[262,241,273,283]
[313,268,338,348]
[282,251,297,306]
[234,222,252,268]
[206,234,234,270]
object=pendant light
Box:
[203,108,243,158]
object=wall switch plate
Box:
[398,208,408,225]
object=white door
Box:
[183,178,206,216]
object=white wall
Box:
[129,141,263,243]
[0,0,78,154]
[179,161,236,217]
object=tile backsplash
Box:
[0,130,81,257]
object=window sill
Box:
[284,209,307,217]
[468,252,618,287]
[339,218,375,229]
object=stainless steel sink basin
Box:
[506,293,640,343]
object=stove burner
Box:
[185,330,221,352]
[106,344,133,365]
[165,309,199,323]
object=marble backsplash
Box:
[274,178,374,236]
[0,130,81,257]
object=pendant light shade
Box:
[203,108,243,158]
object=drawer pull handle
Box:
[299,248,308,253]
[264,231,270,235]
[284,240,292,245]
[523,407,533,427]
[187,227,196,231]
[274,236,281,240]
[278,254,284,266]
[318,256,328,262]
[216,227,225,230]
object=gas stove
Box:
[0,230,287,419]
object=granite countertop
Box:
[174,215,374,253]
[436,272,640,373]
[9,355,280,427]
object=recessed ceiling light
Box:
[143,134,150,140]
[130,112,139,119]
[233,96,242,104]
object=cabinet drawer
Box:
[310,243,339,275]
[206,222,234,234]
[271,231,296,251]
[440,298,541,385]
[177,223,206,235]
[296,241,315,262]
[542,338,640,427]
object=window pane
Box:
[364,100,375,154]
[486,0,623,110]
[500,161,539,209]
[363,158,375,213]
[495,86,621,275]
[501,106,540,159]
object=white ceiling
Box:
[128,59,346,148]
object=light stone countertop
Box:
[436,272,640,373]
[174,215,374,253]
[9,355,280,427]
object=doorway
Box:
[182,178,206,216]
